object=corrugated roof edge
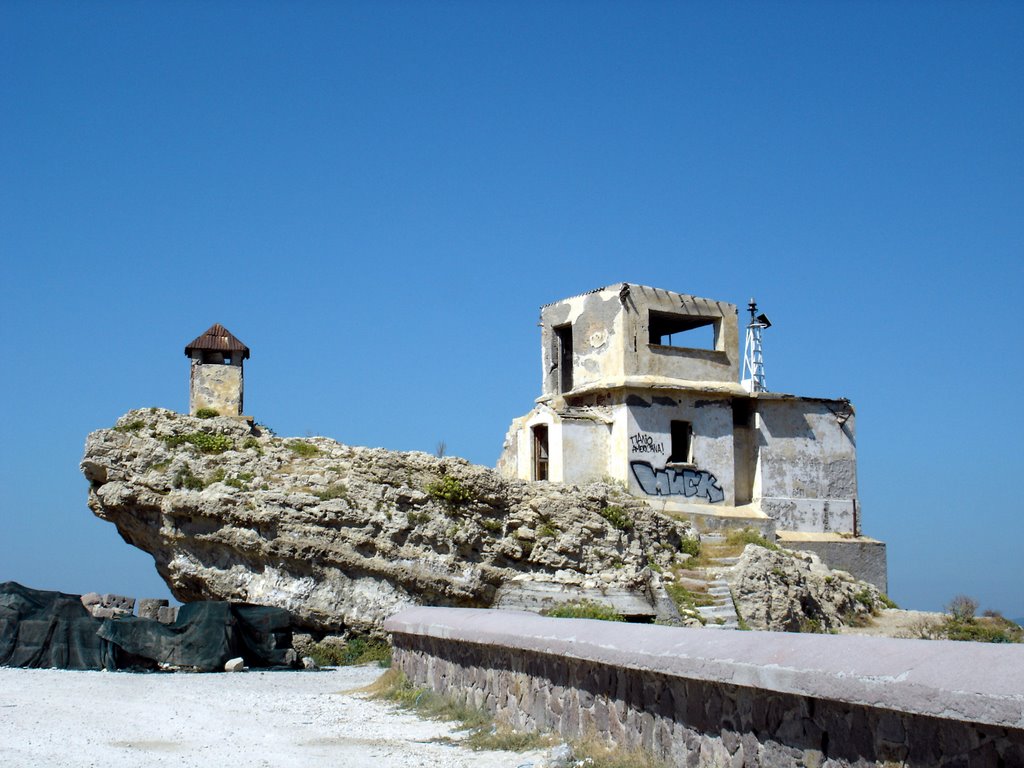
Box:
[184,323,250,359]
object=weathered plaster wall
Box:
[755,398,857,533]
[386,607,1024,768]
[189,362,243,416]
[624,392,733,505]
[540,288,626,398]
[560,418,612,485]
[621,286,739,384]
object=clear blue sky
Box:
[2,2,1021,618]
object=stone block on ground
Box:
[156,605,179,624]
[138,598,168,620]
[224,657,245,672]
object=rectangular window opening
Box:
[554,324,573,393]
[532,425,549,481]
[668,420,692,463]
[648,311,718,350]
[732,397,754,427]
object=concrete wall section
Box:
[625,392,734,505]
[755,398,857,533]
[622,286,739,385]
[777,533,888,593]
[560,417,612,485]
[386,607,1024,767]
[540,288,626,398]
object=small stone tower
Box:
[184,323,250,416]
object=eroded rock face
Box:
[82,409,698,634]
[724,544,884,632]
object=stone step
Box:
[673,576,711,591]
[703,620,740,630]
[708,556,740,566]
[698,604,737,618]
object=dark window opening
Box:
[554,324,573,393]
[532,425,549,481]
[732,397,754,427]
[201,351,226,364]
[648,311,717,350]
[668,420,692,463]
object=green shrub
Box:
[725,527,778,551]
[677,537,701,557]
[314,483,349,501]
[942,618,1022,643]
[665,582,716,612]
[541,600,624,622]
[407,511,429,525]
[479,517,503,533]
[307,637,391,667]
[114,420,146,433]
[173,465,204,490]
[286,440,321,457]
[164,432,233,454]
[425,475,473,507]
[242,436,263,454]
[877,593,898,609]
[194,408,219,419]
[599,505,633,531]
[853,588,876,611]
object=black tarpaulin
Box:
[0,582,295,672]
[98,601,295,672]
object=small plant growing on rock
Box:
[314,483,349,502]
[677,537,700,558]
[541,600,624,622]
[479,517,503,534]
[173,464,204,491]
[114,419,146,433]
[598,505,633,531]
[725,527,778,551]
[286,440,321,457]
[164,432,233,454]
[194,408,220,419]
[425,475,473,507]
[241,436,263,454]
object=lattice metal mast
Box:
[741,298,771,393]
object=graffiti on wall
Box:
[630,461,725,503]
[629,432,665,455]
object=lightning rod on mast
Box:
[741,298,771,393]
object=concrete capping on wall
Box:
[384,607,1024,731]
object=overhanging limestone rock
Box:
[82,409,700,634]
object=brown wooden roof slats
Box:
[184,323,250,359]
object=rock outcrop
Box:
[723,544,885,632]
[82,409,698,634]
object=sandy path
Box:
[0,665,545,768]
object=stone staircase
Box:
[687,533,741,630]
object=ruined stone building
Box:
[498,284,886,589]
[184,323,250,417]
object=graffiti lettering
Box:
[630,461,725,503]
[629,432,664,455]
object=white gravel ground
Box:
[0,665,547,768]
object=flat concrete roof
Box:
[385,607,1024,730]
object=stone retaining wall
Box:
[384,607,1024,767]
